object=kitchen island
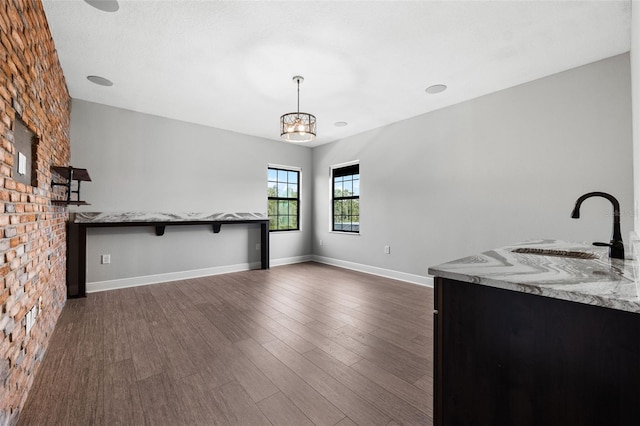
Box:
[428,239,640,426]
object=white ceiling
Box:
[42,0,631,147]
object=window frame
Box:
[267,164,301,232]
[331,161,360,234]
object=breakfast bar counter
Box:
[66,212,270,298]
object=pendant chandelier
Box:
[280,76,316,143]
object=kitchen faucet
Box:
[571,192,624,260]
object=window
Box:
[268,166,300,231]
[332,163,359,233]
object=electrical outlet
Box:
[256,243,261,251]
[384,245,391,254]
[319,239,323,246]
[101,254,111,264]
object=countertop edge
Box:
[428,268,640,314]
[428,239,640,314]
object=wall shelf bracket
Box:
[51,166,92,205]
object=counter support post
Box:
[261,222,270,270]
[67,222,87,298]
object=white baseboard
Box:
[86,254,432,293]
[86,256,315,293]
[86,261,261,293]
[311,255,434,287]
[270,255,314,267]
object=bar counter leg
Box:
[261,222,269,269]
[66,222,87,298]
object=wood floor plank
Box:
[133,285,168,325]
[324,300,427,341]
[414,373,433,393]
[267,278,384,334]
[334,418,359,426]
[257,293,316,324]
[240,306,317,353]
[217,302,277,344]
[147,283,199,335]
[178,333,235,389]
[102,290,132,364]
[18,336,81,425]
[63,354,104,426]
[18,263,433,426]
[412,333,432,347]
[103,359,145,426]
[194,309,280,401]
[116,287,146,322]
[125,319,164,380]
[304,348,433,425]
[370,326,431,357]
[341,325,431,371]
[173,374,230,425]
[197,302,251,343]
[263,339,391,426]
[253,285,348,329]
[330,325,429,383]
[235,338,346,426]
[74,311,104,360]
[351,357,432,416]
[210,381,272,426]
[150,322,199,380]
[178,306,279,402]
[272,313,362,366]
[137,372,186,426]
[256,392,315,426]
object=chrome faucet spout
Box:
[571,192,624,259]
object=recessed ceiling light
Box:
[84,0,119,12]
[425,84,447,94]
[87,75,113,87]
[334,122,348,127]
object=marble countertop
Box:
[72,212,268,223]
[428,239,640,314]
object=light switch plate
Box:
[17,152,26,175]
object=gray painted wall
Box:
[71,53,633,286]
[313,54,633,277]
[70,100,312,283]
[632,2,639,234]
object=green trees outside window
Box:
[332,164,359,232]
[268,167,300,231]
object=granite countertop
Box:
[428,239,640,314]
[72,212,268,223]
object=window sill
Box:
[330,231,360,236]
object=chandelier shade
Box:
[280,76,316,143]
[280,112,316,142]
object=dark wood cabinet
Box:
[434,277,640,426]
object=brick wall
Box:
[0,0,70,424]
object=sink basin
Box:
[511,248,597,260]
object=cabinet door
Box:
[433,277,443,426]
[436,277,640,426]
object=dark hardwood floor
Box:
[18,262,433,426]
